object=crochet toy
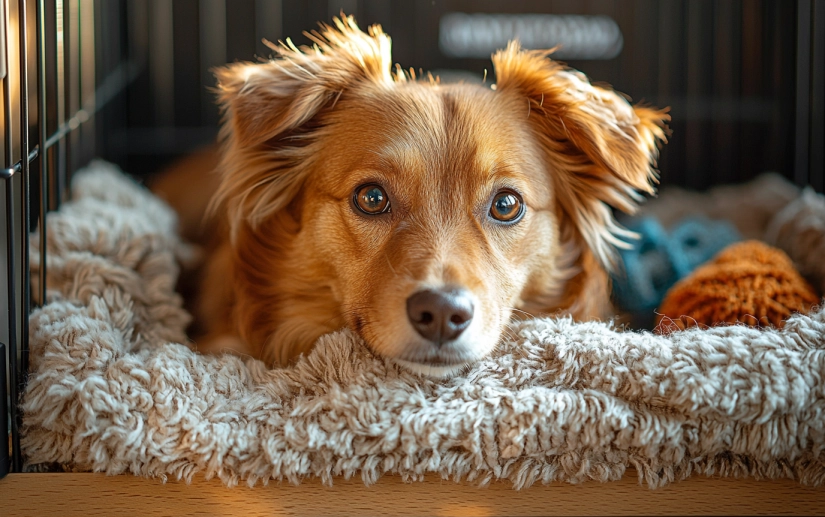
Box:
[611,216,740,315]
[656,240,820,333]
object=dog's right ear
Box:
[216,16,393,148]
[213,16,394,232]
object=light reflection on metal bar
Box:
[42,60,140,151]
[1,0,8,174]
[53,0,64,214]
[78,0,93,182]
[62,0,78,208]
[1,146,40,179]
[56,0,64,127]
[0,1,6,81]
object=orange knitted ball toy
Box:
[656,240,820,333]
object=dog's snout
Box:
[406,288,474,344]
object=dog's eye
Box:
[490,190,524,223]
[354,184,391,215]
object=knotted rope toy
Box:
[611,216,741,315]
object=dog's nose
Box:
[406,287,474,344]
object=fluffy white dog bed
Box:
[21,161,825,488]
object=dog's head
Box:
[214,17,668,375]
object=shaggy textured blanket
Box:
[20,162,825,488]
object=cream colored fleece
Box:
[20,161,825,488]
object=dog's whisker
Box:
[384,254,399,277]
[505,306,536,320]
[500,323,520,342]
[331,89,344,109]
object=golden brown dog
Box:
[155,16,668,376]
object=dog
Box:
[154,16,668,377]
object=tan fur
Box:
[161,17,668,373]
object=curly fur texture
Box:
[21,162,825,489]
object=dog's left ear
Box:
[493,42,669,268]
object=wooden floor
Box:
[1,471,824,516]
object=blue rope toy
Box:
[611,216,741,315]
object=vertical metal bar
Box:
[811,0,825,192]
[64,0,75,189]
[40,0,53,204]
[199,0,224,126]
[78,0,92,163]
[0,342,8,477]
[4,168,20,473]
[0,0,6,82]
[35,0,47,307]
[127,0,148,67]
[684,0,711,190]
[0,0,6,169]
[55,0,63,125]
[796,0,812,187]
[0,0,11,480]
[2,0,11,162]
[17,1,32,471]
[150,0,173,126]
[328,0,357,21]
[255,0,282,57]
[53,0,63,209]
[2,0,14,171]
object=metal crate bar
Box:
[2,0,138,476]
[36,0,47,308]
[6,0,33,475]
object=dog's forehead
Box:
[324,82,548,194]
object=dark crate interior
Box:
[104,0,823,192]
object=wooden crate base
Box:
[1,470,824,516]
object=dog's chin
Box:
[391,358,472,378]
[386,339,495,378]
[361,316,499,378]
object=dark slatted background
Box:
[105,0,823,192]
